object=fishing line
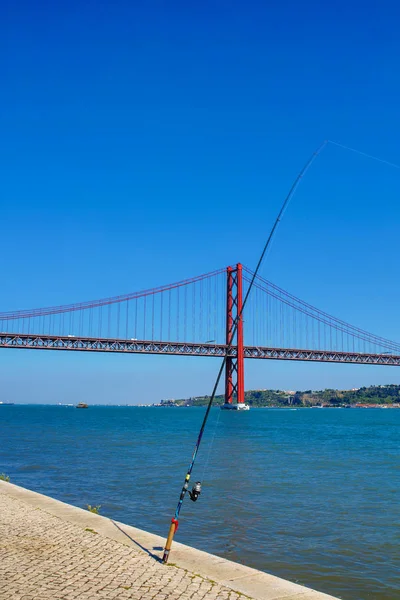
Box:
[200,402,222,483]
[162,140,328,563]
[328,140,400,170]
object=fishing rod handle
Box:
[162,519,178,563]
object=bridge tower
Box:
[223,264,247,409]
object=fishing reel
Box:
[188,481,202,502]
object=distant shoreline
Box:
[4,384,400,408]
[5,402,400,409]
[157,384,400,409]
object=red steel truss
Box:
[1,333,400,366]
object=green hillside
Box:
[168,384,400,407]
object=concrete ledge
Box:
[0,481,339,600]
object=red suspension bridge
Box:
[1,263,400,406]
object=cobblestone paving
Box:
[0,493,247,600]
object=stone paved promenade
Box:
[0,493,245,600]
[0,482,338,600]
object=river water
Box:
[0,405,399,599]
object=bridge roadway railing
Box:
[1,333,400,366]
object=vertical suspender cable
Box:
[144,296,146,340]
[117,302,120,339]
[152,294,155,341]
[161,293,163,340]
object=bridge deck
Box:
[1,333,400,366]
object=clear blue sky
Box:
[2,0,400,404]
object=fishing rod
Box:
[162,140,328,564]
